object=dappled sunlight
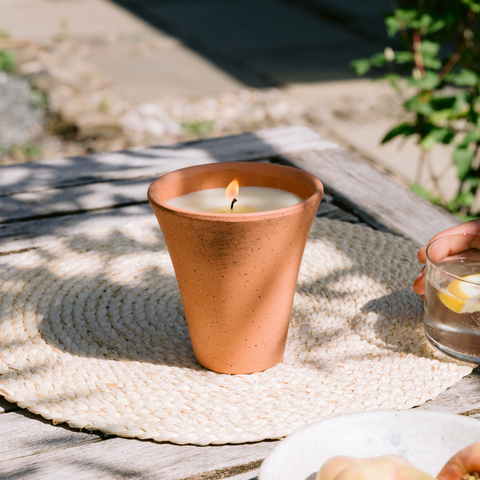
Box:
[0,214,473,444]
[0,127,320,255]
[0,122,472,445]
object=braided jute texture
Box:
[0,218,473,445]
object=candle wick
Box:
[230,198,237,212]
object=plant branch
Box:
[439,9,476,82]
[438,52,462,82]
[413,30,425,76]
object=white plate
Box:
[259,410,480,480]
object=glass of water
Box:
[424,233,480,363]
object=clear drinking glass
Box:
[424,233,480,363]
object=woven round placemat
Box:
[0,218,473,445]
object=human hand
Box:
[413,220,480,298]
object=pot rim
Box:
[147,161,324,222]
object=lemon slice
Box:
[438,274,480,313]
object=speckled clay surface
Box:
[148,162,323,374]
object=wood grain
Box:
[283,149,461,246]
[0,204,154,255]
[0,176,156,223]
[226,472,258,480]
[0,126,475,479]
[0,200,363,257]
[0,126,336,195]
[0,175,360,257]
[417,367,480,414]
[0,410,101,462]
[0,434,278,480]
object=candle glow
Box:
[225,178,240,202]
[167,180,303,214]
[213,178,256,214]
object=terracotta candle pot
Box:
[148,162,323,374]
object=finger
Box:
[417,220,480,265]
[413,267,425,296]
[417,245,427,264]
[426,234,480,265]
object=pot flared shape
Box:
[148,162,323,374]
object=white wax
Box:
[167,187,303,213]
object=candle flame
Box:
[225,178,240,200]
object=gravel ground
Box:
[0,36,311,165]
[0,71,45,151]
[0,34,406,196]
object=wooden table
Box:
[1,125,479,480]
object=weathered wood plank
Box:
[0,434,278,480]
[315,201,360,224]
[0,126,473,477]
[226,471,258,480]
[0,204,154,255]
[0,126,336,195]
[0,410,101,461]
[416,367,480,415]
[0,193,357,255]
[0,176,156,224]
[283,150,461,246]
[181,459,261,480]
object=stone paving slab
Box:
[143,0,381,86]
[303,0,391,20]
[89,43,249,101]
[289,79,459,202]
[246,40,380,85]
[0,0,457,201]
[0,0,160,41]
[290,0,391,41]
[145,0,362,55]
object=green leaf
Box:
[430,109,465,123]
[350,58,370,76]
[393,51,414,64]
[459,128,480,148]
[461,0,480,13]
[452,92,472,111]
[428,95,470,122]
[407,71,440,90]
[406,94,434,115]
[455,213,480,222]
[410,184,442,204]
[431,96,458,110]
[420,40,440,57]
[370,52,386,67]
[453,148,475,180]
[417,13,434,34]
[464,176,480,188]
[382,73,401,91]
[456,190,476,207]
[381,122,418,143]
[385,16,401,37]
[396,8,420,25]
[419,126,454,150]
[0,49,15,73]
[181,120,214,136]
[385,8,418,36]
[427,19,447,34]
[429,111,452,123]
[422,56,442,69]
[446,69,479,87]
